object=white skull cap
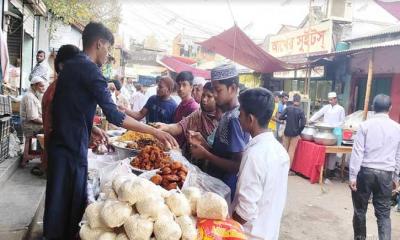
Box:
[31,76,46,85]
[328,92,337,98]
[193,77,206,86]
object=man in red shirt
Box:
[173,71,199,123]
[173,71,199,146]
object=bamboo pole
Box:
[363,51,374,120]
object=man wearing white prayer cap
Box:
[20,76,47,165]
[310,91,345,177]
[310,91,345,127]
[192,76,207,104]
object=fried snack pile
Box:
[118,131,164,150]
[118,131,155,142]
[151,161,188,190]
[130,146,172,170]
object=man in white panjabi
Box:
[130,83,148,122]
[310,92,345,177]
[233,88,289,240]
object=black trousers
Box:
[352,167,393,240]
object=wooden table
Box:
[319,145,353,185]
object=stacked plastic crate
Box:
[0,95,12,163]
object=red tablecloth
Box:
[292,139,326,184]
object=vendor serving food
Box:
[43,22,178,240]
[309,92,346,178]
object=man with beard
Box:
[29,50,50,82]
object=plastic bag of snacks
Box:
[197,219,247,240]
[141,150,231,204]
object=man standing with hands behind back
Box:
[349,94,400,240]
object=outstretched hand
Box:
[154,130,179,150]
[153,122,167,131]
[91,126,108,144]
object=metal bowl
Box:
[314,136,337,146]
[112,143,138,160]
[106,129,126,137]
[301,125,316,141]
[301,133,314,141]
[315,123,334,131]
[313,128,337,146]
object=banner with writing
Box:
[268,21,333,58]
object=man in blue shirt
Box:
[122,76,177,124]
[44,22,177,239]
[190,64,250,198]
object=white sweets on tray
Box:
[80,173,229,240]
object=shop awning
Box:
[169,56,197,65]
[308,41,400,74]
[157,56,211,79]
[374,0,400,20]
[198,25,295,73]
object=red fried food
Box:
[150,174,163,185]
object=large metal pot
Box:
[315,123,335,131]
[301,125,316,141]
[313,126,337,146]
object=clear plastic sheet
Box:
[90,149,231,205]
[140,150,231,204]
[87,150,134,202]
[343,110,375,131]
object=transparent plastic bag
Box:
[87,167,101,203]
[97,158,134,191]
[140,150,231,205]
[87,149,121,171]
[343,110,375,131]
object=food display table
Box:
[324,145,353,183]
[292,139,352,184]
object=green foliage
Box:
[43,0,121,33]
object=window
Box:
[356,78,392,110]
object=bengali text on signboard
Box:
[268,21,333,58]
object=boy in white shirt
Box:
[233,88,290,240]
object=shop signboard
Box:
[268,21,333,58]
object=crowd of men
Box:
[16,21,400,240]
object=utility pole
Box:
[305,0,313,96]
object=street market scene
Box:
[0,0,400,239]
